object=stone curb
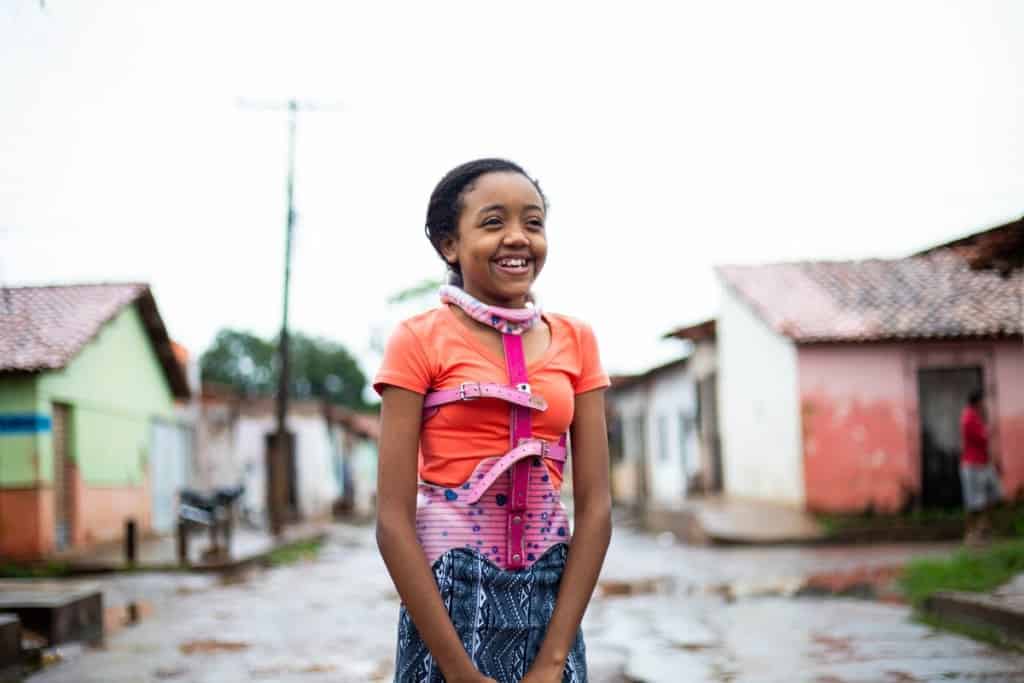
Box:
[923,591,1024,648]
[32,529,329,577]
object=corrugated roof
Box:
[608,356,689,393]
[0,283,190,398]
[664,319,716,342]
[716,251,1022,343]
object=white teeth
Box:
[498,258,527,267]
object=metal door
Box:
[917,367,983,508]
[151,420,192,534]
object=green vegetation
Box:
[817,507,964,535]
[264,537,324,567]
[914,612,1020,652]
[817,502,1024,539]
[900,539,1024,607]
[0,561,71,579]
[201,328,372,410]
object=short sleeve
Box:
[574,322,610,395]
[373,322,433,396]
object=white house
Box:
[606,357,701,509]
[192,394,378,525]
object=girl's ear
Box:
[439,235,458,267]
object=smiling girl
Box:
[374,158,612,682]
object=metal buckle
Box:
[517,437,549,457]
[516,382,531,394]
[458,382,479,401]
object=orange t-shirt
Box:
[373,306,609,488]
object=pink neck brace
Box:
[439,285,540,336]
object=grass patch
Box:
[914,612,1021,652]
[900,538,1024,607]
[264,537,324,567]
[0,561,71,579]
[817,501,1024,538]
[817,507,964,535]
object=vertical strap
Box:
[502,333,531,569]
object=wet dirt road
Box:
[28,522,1024,682]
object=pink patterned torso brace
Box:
[415,288,571,571]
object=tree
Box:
[200,328,370,410]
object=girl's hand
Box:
[520,661,564,683]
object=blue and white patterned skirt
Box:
[394,544,587,682]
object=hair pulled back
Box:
[425,158,546,288]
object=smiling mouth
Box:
[493,257,532,275]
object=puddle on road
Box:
[218,567,259,587]
[179,639,250,655]
[153,664,189,679]
[597,576,674,598]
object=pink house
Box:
[715,220,1023,514]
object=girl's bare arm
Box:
[376,386,495,683]
[523,388,612,681]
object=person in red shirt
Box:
[960,390,1002,545]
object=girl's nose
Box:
[503,223,530,245]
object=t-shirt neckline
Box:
[441,305,559,374]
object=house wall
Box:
[799,340,1024,512]
[195,401,242,491]
[37,305,175,484]
[234,412,339,522]
[995,342,1024,498]
[333,426,378,516]
[688,341,717,381]
[0,377,45,485]
[718,285,804,505]
[606,364,699,508]
[0,305,173,557]
[645,365,699,508]
[606,383,648,506]
[799,345,912,512]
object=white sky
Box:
[2,0,1022,386]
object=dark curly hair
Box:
[425,158,546,287]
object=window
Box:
[657,416,669,462]
[678,412,693,473]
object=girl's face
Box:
[441,171,547,308]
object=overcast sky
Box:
[2,1,1022,387]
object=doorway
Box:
[917,367,983,508]
[51,403,73,551]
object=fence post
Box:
[177,521,189,566]
[124,518,137,566]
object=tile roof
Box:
[918,216,1024,274]
[0,283,190,398]
[716,251,1022,343]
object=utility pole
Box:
[278,99,297,466]
[238,98,340,536]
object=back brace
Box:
[414,296,571,571]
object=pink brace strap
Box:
[423,382,548,413]
[503,333,534,570]
[463,438,566,504]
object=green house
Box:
[0,283,190,560]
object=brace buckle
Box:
[516,382,531,394]
[458,382,480,401]
[518,437,549,458]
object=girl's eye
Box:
[527,219,545,230]
[482,217,502,228]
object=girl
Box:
[374,158,612,683]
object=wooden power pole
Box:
[238,98,340,535]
